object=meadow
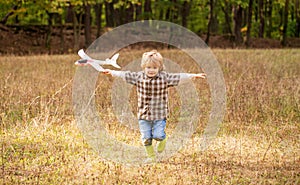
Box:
[0,49,299,184]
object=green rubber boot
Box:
[144,145,156,163]
[157,137,167,153]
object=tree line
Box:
[0,0,299,50]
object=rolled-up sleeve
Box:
[110,70,126,79]
[125,71,142,86]
[166,73,180,87]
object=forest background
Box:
[0,0,300,55]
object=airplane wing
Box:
[77,49,105,72]
[78,49,92,60]
[88,61,105,72]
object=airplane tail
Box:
[108,53,121,68]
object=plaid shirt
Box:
[124,71,180,121]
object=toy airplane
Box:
[75,49,121,72]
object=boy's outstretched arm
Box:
[180,73,206,80]
[103,69,126,78]
[191,73,206,79]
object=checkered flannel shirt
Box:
[124,71,180,121]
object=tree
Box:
[246,0,254,47]
[181,0,191,27]
[94,2,103,38]
[144,0,152,19]
[84,1,92,47]
[166,0,180,23]
[69,2,84,51]
[265,0,273,38]
[220,0,233,35]
[295,0,300,37]
[125,1,134,23]
[0,4,19,24]
[233,5,244,45]
[135,2,142,21]
[43,1,63,53]
[281,0,290,46]
[105,0,115,27]
[231,0,249,45]
[258,0,265,38]
[206,0,216,45]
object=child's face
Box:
[144,63,160,77]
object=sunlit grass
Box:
[0,49,299,184]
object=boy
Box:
[104,50,206,163]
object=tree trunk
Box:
[135,3,142,21]
[233,5,244,45]
[46,11,53,54]
[246,0,254,47]
[105,1,114,27]
[172,0,179,23]
[94,3,103,38]
[72,6,82,51]
[281,0,290,46]
[205,0,215,45]
[295,0,300,37]
[221,1,232,35]
[66,5,73,23]
[181,0,191,27]
[114,7,121,26]
[144,0,152,19]
[84,3,92,47]
[211,0,219,33]
[265,0,273,38]
[258,0,265,38]
[59,14,64,54]
[165,0,180,23]
[125,2,134,23]
[166,6,171,21]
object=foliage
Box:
[0,1,16,19]
[0,0,298,44]
[187,0,209,34]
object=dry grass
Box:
[0,49,299,184]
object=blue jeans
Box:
[138,119,166,146]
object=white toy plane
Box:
[75,49,121,72]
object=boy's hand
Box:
[103,69,112,75]
[194,73,206,79]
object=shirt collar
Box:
[143,71,163,79]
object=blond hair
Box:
[141,50,164,71]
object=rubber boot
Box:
[157,137,167,153]
[144,145,156,163]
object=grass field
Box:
[0,49,299,184]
